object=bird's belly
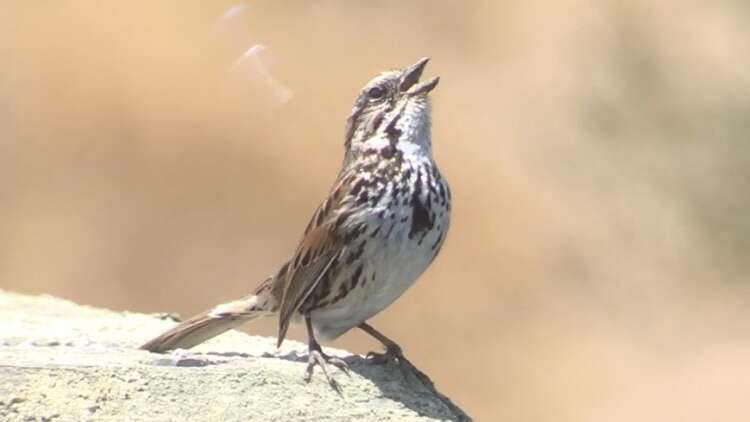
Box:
[311,210,447,341]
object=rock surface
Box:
[0,290,470,421]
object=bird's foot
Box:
[305,341,349,389]
[366,344,404,365]
[367,344,434,387]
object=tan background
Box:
[3,1,750,420]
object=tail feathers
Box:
[139,295,268,353]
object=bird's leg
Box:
[358,322,434,387]
[304,316,349,387]
[358,322,405,364]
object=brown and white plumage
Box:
[140,57,450,385]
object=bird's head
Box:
[343,57,439,165]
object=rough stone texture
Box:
[0,290,470,421]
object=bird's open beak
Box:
[400,57,440,95]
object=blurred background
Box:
[2,1,750,420]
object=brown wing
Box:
[276,172,356,347]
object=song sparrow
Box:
[140,57,451,386]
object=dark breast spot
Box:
[408,166,435,239]
[409,198,433,239]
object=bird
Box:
[140,57,451,386]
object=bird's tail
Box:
[140,277,279,353]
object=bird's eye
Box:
[368,86,385,99]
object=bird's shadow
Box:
[275,350,471,422]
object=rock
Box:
[0,290,470,421]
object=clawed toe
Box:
[305,348,349,388]
[366,345,404,365]
[327,356,350,374]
